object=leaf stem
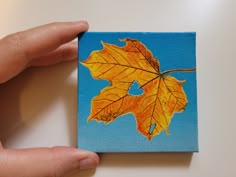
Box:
[161,67,196,75]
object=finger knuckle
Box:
[4,32,22,47]
[3,32,28,59]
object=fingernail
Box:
[79,157,98,170]
[73,21,88,26]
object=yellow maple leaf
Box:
[81,38,195,140]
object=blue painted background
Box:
[78,32,198,152]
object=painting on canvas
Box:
[78,32,198,152]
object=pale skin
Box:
[0,21,99,177]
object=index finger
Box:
[0,21,88,83]
[3,21,88,59]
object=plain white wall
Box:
[0,0,235,177]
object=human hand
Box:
[0,21,99,177]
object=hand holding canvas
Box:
[0,21,99,177]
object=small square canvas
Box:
[78,32,198,152]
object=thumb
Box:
[0,146,99,177]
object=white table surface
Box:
[0,0,235,177]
